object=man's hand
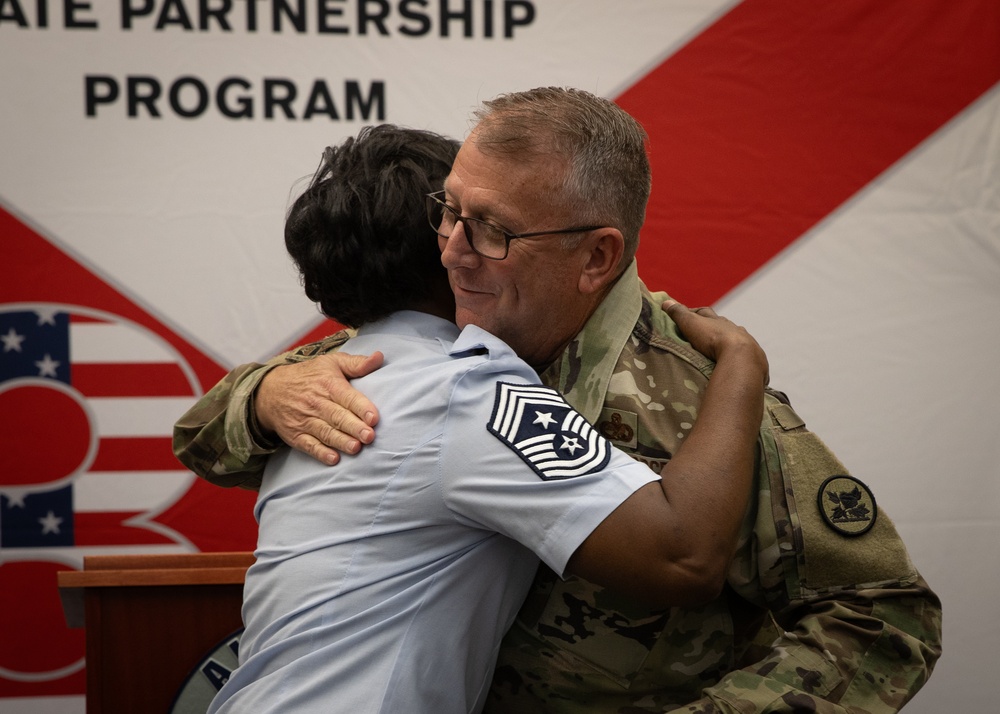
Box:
[664,300,769,386]
[254,351,384,466]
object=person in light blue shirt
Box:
[206,125,768,713]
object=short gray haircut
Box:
[472,87,651,264]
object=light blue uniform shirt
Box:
[209,311,658,714]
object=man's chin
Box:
[453,306,491,333]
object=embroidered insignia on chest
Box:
[817,475,878,536]
[488,382,611,480]
[598,407,638,449]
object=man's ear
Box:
[578,228,625,295]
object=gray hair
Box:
[472,87,651,263]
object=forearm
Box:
[172,361,284,490]
[565,304,769,604]
[173,328,374,486]
[657,342,765,580]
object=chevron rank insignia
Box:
[488,382,611,480]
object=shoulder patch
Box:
[488,382,611,480]
[817,475,878,536]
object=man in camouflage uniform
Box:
[483,258,941,713]
[175,87,941,712]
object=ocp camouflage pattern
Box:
[483,264,941,713]
[171,263,941,713]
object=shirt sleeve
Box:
[678,395,943,713]
[437,349,659,578]
[171,332,353,490]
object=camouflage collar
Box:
[540,261,642,423]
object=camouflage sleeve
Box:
[171,331,353,490]
[669,396,943,714]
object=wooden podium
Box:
[58,552,253,714]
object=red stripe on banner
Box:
[71,362,195,397]
[617,0,1000,306]
[74,511,179,546]
[0,561,85,697]
[153,475,260,553]
[2,207,230,395]
[68,314,106,324]
[91,437,180,471]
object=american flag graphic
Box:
[0,304,200,692]
[0,211,259,702]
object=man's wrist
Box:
[716,340,768,381]
[225,363,284,458]
[247,388,283,450]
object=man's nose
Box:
[439,220,478,268]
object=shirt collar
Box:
[356,311,460,343]
[540,260,642,422]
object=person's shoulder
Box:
[451,325,527,367]
[290,328,355,358]
[445,325,539,403]
[635,285,715,377]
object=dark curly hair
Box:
[284,125,459,327]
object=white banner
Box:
[2,1,997,710]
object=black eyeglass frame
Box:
[425,191,604,260]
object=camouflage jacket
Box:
[485,263,941,713]
[172,262,942,713]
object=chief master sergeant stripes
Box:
[489,383,611,480]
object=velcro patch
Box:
[817,475,878,536]
[489,382,611,480]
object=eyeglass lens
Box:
[427,194,509,259]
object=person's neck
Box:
[528,269,625,372]
[408,297,458,324]
[529,326,584,373]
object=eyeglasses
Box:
[425,191,603,260]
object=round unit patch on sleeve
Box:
[817,475,878,536]
[488,382,611,480]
